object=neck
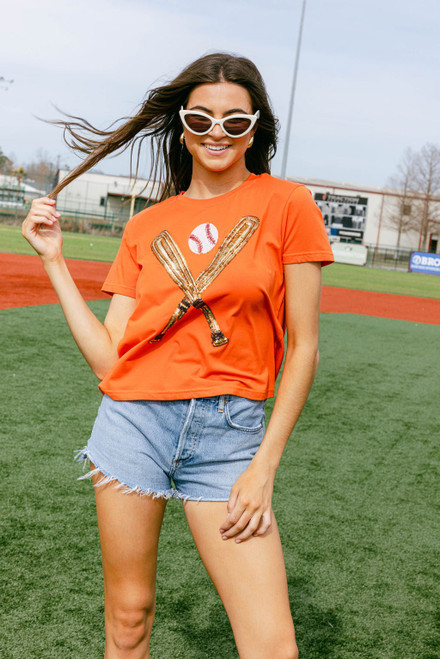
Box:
[184,161,251,199]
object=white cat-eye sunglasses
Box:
[179,107,260,138]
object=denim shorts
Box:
[75,393,267,501]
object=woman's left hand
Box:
[219,458,275,543]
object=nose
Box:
[209,122,227,140]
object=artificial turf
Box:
[1,301,439,657]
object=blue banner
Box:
[409,252,440,276]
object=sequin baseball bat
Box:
[150,216,259,346]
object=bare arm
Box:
[219,261,322,542]
[22,197,136,379]
[252,261,321,471]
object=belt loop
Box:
[218,394,225,413]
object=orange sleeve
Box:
[102,221,141,297]
[282,185,334,266]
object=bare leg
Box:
[90,463,168,659]
[183,501,298,659]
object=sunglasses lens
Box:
[223,117,252,136]
[184,113,213,134]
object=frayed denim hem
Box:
[73,446,186,501]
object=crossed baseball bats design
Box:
[150,216,260,347]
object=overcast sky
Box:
[1,0,439,188]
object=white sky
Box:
[1,0,439,187]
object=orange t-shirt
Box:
[99,173,334,401]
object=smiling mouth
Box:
[203,144,231,152]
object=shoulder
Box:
[251,173,310,202]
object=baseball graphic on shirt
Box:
[188,223,219,254]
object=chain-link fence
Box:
[365,244,413,271]
[0,172,161,235]
[0,196,417,271]
[0,191,157,237]
[0,204,129,236]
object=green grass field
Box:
[2,222,440,299]
[1,301,439,658]
[322,263,440,299]
[0,224,119,263]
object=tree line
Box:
[0,148,67,195]
[386,143,440,251]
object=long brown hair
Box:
[49,52,279,201]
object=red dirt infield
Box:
[1,253,439,325]
[320,285,440,325]
[1,253,111,309]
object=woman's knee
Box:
[107,598,156,651]
[238,628,298,659]
[267,639,298,659]
[269,638,299,659]
[285,641,299,659]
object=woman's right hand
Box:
[22,196,63,262]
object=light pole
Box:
[280,0,307,180]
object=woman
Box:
[22,52,334,659]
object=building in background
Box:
[55,170,163,222]
[291,176,440,255]
[0,175,44,207]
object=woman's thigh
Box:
[183,501,297,659]
[91,463,167,620]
